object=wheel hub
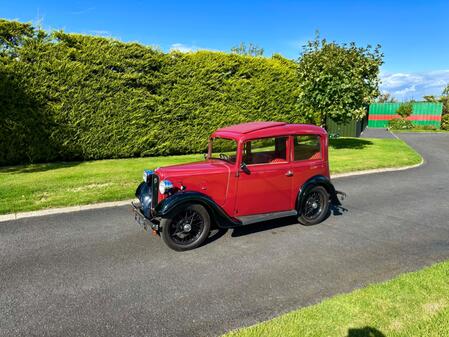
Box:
[311,202,318,209]
[183,223,192,232]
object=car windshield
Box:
[209,138,237,163]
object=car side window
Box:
[243,137,288,165]
[294,135,322,161]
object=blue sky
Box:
[2,0,448,100]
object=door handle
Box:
[285,170,294,177]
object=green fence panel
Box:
[326,117,363,137]
[368,102,443,128]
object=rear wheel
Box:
[298,185,329,226]
[161,204,211,251]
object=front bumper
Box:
[131,201,160,231]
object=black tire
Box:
[161,204,211,251]
[297,185,330,226]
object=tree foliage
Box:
[388,118,414,130]
[440,84,449,116]
[396,101,414,118]
[423,85,449,116]
[442,114,449,130]
[377,92,397,103]
[423,95,437,102]
[296,36,383,126]
[231,42,264,56]
[0,19,34,53]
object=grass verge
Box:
[0,138,421,214]
[224,260,449,337]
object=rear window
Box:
[293,135,321,161]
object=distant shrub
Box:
[414,125,437,131]
[388,118,414,130]
[396,102,414,118]
[442,114,449,130]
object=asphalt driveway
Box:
[360,127,395,138]
[1,133,449,337]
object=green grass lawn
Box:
[0,138,421,214]
[327,138,421,174]
[223,260,449,337]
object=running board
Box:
[236,210,297,226]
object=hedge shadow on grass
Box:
[329,138,373,150]
[0,161,81,174]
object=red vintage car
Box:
[132,122,342,251]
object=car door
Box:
[290,134,326,199]
[234,136,293,216]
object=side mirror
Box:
[240,162,251,175]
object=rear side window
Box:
[243,137,288,165]
[294,135,321,161]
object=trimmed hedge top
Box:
[0,23,302,165]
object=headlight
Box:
[143,169,154,183]
[159,180,174,194]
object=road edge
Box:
[331,158,424,179]
[0,147,424,223]
[0,200,133,222]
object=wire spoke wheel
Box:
[169,209,204,245]
[298,185,330,226]
[161,204,211,251]
[303,191,324,220]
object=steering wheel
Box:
[219,153,229,161]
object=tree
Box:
[396,101,413,118]
[0,19,35,57]
[423,95,437,102]
[443,83,449,96]
[423,85,448,116]
[377,92,397,103]
[296,35,383,126]
[0,19,34,48]
[441,84,449,115]
[231,42,264,57]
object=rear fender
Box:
[296,175,340,215]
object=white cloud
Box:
[381,70,449,100]
[169,43,198,53]
[394,85,416,96]
[169,43,219,54]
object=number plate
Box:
[133,208,148,231]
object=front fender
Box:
[296,175,340,215]
[155,191,241,228]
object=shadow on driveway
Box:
[230,203,348,238]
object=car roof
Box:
[216,121,287,134]
[211,121,326,141]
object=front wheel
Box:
[161,204,211,251]
[297,185,330,226]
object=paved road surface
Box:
[1,133,449,337]
[360,127,395,139]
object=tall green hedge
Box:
[0,20,302,165]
